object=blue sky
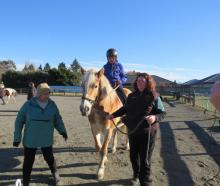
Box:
[0,0,219,82]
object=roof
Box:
[182,79,199,86]
[194,73,220,85]
[204,73,220,83]
[125,73,173,86]
[152,75,173,86]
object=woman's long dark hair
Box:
[133,73,156,92]
[133,73,158,114]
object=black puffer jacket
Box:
[112,88,165,136]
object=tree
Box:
[70,58,81,72]
[2,70,49,88]
[38,64,43,71]
[22,63,36,73]
[0,60,16,71]
[44,63,51,72]
[58,62,67,70]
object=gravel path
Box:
[0,95,220,186]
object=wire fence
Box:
[14,85,218,115]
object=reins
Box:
[111,117,147,136]
[111,116,152,166]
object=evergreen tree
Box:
[38,64,43,71]
[22,63,35,73]
[70,58,81,72]
[58,62,66,70]
[44,63,51,72]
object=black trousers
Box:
[0,96,5,104]
[129,132,156,186]
[115,86,127,106]
[23,146,55,183]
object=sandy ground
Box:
[0,95,220,186]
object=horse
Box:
[80,68,131,180]
[1,88,17,104]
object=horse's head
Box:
[80,68,104,116]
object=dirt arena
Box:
[0,95,220,186]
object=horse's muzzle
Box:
[80,105,90,116]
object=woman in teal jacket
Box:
[13,83,67,186]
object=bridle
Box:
[81,82,120,106]
[81,81,101,106]
[81,95,97,105]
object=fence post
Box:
[192,91,195,107]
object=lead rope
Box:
[111,117,145,135]
[111,117,152,166]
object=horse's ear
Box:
[97,68,104,78]
[81,67,86,75]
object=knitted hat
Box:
[36,83,50,96]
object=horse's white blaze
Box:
[80,99,92,116]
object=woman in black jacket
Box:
[106,73,166,186]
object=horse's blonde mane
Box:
[85,69,117,99]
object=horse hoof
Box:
[112,148,116,154]
[97,168,104,180]
[125,146,130,151]
[125,145,130,151]
[98,175,104,181]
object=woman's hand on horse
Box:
[145,115,156,125]
[106,114,114,120]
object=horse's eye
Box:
[94,85,98,88]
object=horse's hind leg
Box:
[97,128,113,180]
[12,95,16,103]
[122,126,130,150]
[125,135,130,150]
[111,128,118,153]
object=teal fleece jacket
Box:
[14,97,67,148]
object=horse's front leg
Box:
[97,128,113,180]
[5,96,9,104]
[90,123,102,152]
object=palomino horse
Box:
[3,88,17,104]
[80,68,131,180]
